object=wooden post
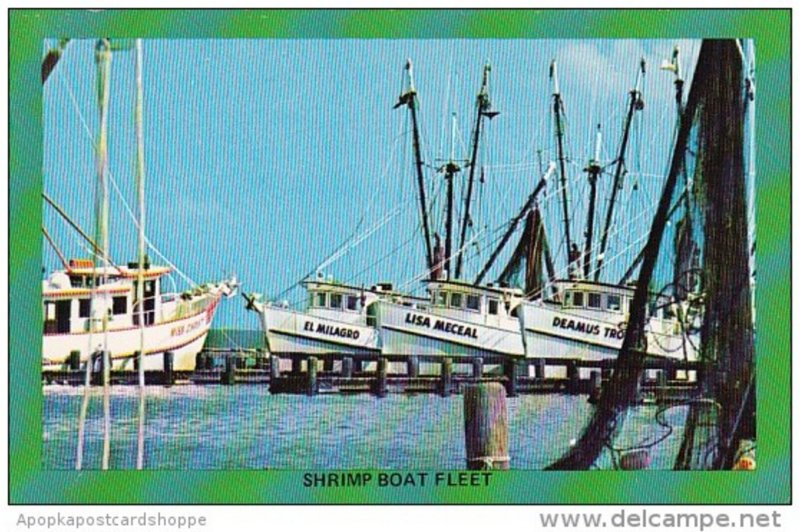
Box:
[407,356,419,378]
[440,357,453,397]
[307,356,318,396]
[567,360,579,394]
[588,370,602,404]
[163,351,174,386]
[342,357,353,379]
[373,357,388,398]
[504,359,518,397]
[533,358,545,380]
[222,355,234,385]
[352,358,363,374]
[270,355,280,380]
[656,369,667,404]
[91,350,102,385]
[666,362,677,381]
[291,357,302,374]
[323,357,334,372]
[472,357,484,380]
[68,350,81,371]
[464,383,509,470]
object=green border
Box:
[9,9,790,504]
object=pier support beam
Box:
[588,371,602,404]
[291,357,302,375]
[407,356,419,379]
[566,360,579,394]
[533,358,545,380]
[472,357,484,381]
[341,357,353,379]
[307,357,318,396]
[440,357,453,397]
[270,355,281,381]
[323,357,334,372]
[504,359,518,398]
[222,355,234,385]
[68,350,81,371]
[373,358,388,398]
[352,358,363,375]
[163,351,174,386]
[464,383,509,470]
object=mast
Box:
[455,62,498,279]
[134,38,147,471]
[442,113,461,278]
[394,59,434,271]
[550,60,573,260]
[94,38,113,471]
[475,162,555,285]
[583,124,602,278]
[594,58,646,281]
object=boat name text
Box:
[405,312,478,339]
[551,316,626,339]
[170,317,206,337]
[303,321,361,340]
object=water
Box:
[43,386,688,470]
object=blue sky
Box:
[43,39,703,327]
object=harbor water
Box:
[43,385,689,470]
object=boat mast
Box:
[594,58,646,281]
[455,62,498,279]
[550,60,573,262]
[394,59,434,271]
[442,113,461,278]
[94,38,113,471]
[134,38,147,471]
[583,124,602,278]
[475,162,556,285]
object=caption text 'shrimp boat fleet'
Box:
[42,39,237,373]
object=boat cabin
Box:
[545,279,674,320]
[42,259,171,334]
[424,279,525,328]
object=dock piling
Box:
[588,370,602,403]
[68,350,81,371]
[222,354,234,385]
[463,383,509,470]
[163,351,174,386]
[504,359,518,397]
[373,357,388,398]
[307,357,318,396]
[472,357,483,380]
[341,357,353,379]
[269,355,280,380]
[567,360,579,394]
[407,356,419,378]
[440,357,453,397]
[533,358,545,380]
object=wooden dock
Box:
[42,348,701,402]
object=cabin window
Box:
[488,298,499,315]
[346,295,359,311]
[45,301,56,320]
[112,296,127,315]
[510,306,519,318]
[79,298,91,318]
[588,292,601,309]
[450,292,463,309]
[436,291,447,306]
[466,294,481,312]
[564,291,573,307]
[70,276,83,288]
[573,291,584,307]
[330,293,343,309]
[607,294,621,312]
[314,292,326,307]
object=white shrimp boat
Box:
[375,279,524,358]
[42,261,237,371]
[518,279,698,364]
[248,277,416,356]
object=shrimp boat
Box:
[42,39,238,373]
[246,276,424,356]
[42,260,238,371]
[518,55,699,367]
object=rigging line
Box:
[54,65,199,289]
[42,225,70,270]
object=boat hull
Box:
[42,294,221,371]
[259,305,380,355]
[375,301,524,358]
[518,302,696,362]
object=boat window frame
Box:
[606,294,621,312]
[78,298,91,318]
[436,291,447,307]
[487,298,499,316]
[112,296,127,315]
[346,294,359,312]
[587,292,602,309]
[450,292,463,309]
[572,291,585,308]
[313,291,327,308]
[465,293,481,313]
[329,293,343,310]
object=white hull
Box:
[519,302,696,363]
[375,301,524,358]
[260,305,380,355]
[42,294,221,371]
